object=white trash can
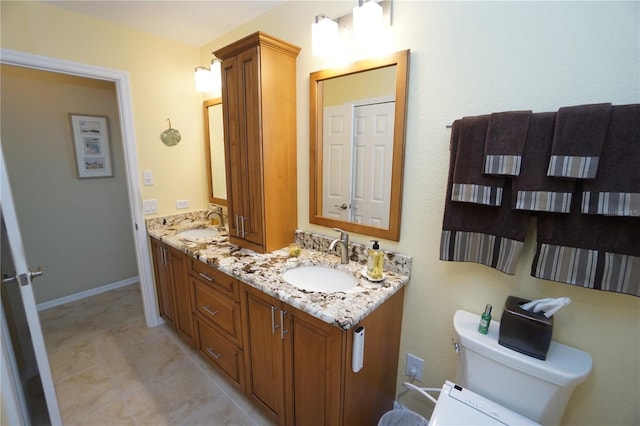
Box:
[378,409,429,426]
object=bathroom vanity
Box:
[146,212,411,425]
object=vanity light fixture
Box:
[194,58,222,95]
[312,14,339,58]
[311,1,391,59]
[353,0,384,41]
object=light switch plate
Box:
[143,170,154,186]
[176,199,189,209]
[143,199,158,214]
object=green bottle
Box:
[478,304,492,334]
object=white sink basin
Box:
[281,265,358,293]
[176,228,219,241]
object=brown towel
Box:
[452,115,505,206]
[581,104,640,217]
[483,110,532,176]
[512,112,576,213]
[547,103,612,179]
[441,120,530,275]
[533,186,640,296]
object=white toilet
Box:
[429,309,592,426]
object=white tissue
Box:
[520,297,571,318]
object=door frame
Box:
[0,48,160,328]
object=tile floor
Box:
[40,284,273,426]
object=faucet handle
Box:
[332,227,349,242]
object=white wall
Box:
[201,2,640,424]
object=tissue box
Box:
[499,296,553,360]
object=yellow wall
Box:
[1,0,209,216]
[3,1,639,425]
[323,66,396,106]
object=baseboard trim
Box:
[36,277,139,311]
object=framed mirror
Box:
[204,98,227,205]
[309,50,409,241]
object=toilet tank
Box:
[453,310,592,426]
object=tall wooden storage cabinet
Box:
[214,32,301,254]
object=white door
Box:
[0,147,62,425]
[322,104,352,220]
[351,101,395,228]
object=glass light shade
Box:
[353,0,383,40]
[194,66,215,93]
[312,15,339,57]
[209,60,222,97]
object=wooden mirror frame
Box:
[309,49,409,241]
[204,98,227,206]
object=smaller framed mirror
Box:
[310,50,409,241]
[204,98,227,205]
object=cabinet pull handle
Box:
[240,216,247,238]
[280,310,289,339]
[161,247,167,266]
[198,272,213,282]
[235,215,247,237]
[206,347,222,359]
[271,305,280,334]
[202,305,218,316]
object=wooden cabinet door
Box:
[150,238,175,328]
[167,246,193,346]
[286,307,344,426]
[242,285,286,425]
[221,54,243,243]
[222,47,264,249]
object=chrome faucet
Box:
[329,227,350,264]
[206,205,226,231]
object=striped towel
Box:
[512,112,576,213]
[547,103,612,179]
[532,188,640,296]
[581,104,640,217]
[441,120,530,275]
[451,115,506,206]
[483,110,532,176]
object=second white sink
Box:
[281,265,358,293]
[176,228,219,241]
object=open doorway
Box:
[0,49,158,328]
[2,65,139,306]
[1,49,161,420]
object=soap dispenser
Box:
[367,240,384,280]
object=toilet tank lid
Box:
[454,310,592,387]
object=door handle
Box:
[30,268,44,281]
[2,268,44,285]
[334,203,348,210]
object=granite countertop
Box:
[146,211,411,330]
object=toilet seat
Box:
[428,381,539,425]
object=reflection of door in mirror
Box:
[322,95,395,228]
[310,50,409,241]
[204,99,227,205]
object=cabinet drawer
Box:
[189,258,239,300]
[196,318,244,387]
[192,278,242,345]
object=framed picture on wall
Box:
[69,114,113,178]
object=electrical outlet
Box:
[143,199,158,214]
[406,353,423,381]
[176,199,189,209]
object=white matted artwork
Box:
[69,114,113,178]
